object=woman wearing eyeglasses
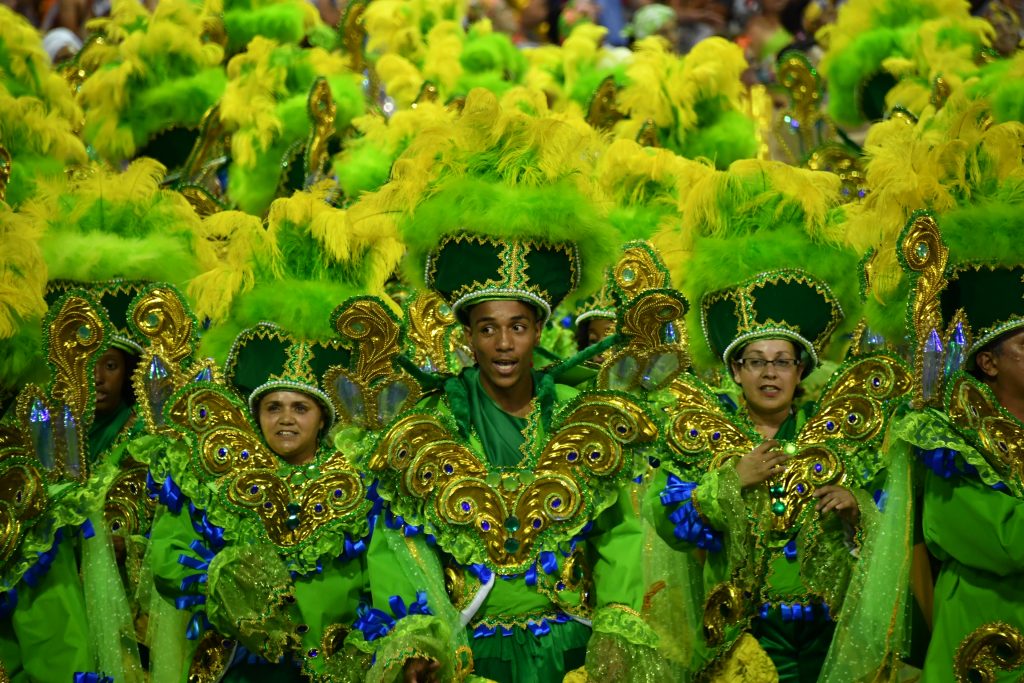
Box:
[646,171,913,683]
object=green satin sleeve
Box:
[149,505,204,607]
[10,540,92,682]
[923,470,1024,576]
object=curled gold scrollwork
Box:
[371,394,639,569]
[954,621,1024,683]
[702,583,745,647]
[328,297,420,430]
[901,212,949,408]
[48,295,105,419]
[132,287,195,368]
[404,291,457,375]
[305,78,337,183]
[666,375,755,466]
[0,459,47,567]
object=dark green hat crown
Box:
[941,264,1024,358]
[425,234,580,322]
[46,279,147,355]
[701,268,843,370]
[224,322,349,428]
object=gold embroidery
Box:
[947,375,1024,490]
[954,621,1024,683]
[104,459,156,536]
[403,290,458,375]
[370,393,654,571]
[186,631,234,683]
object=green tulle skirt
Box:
[469,619,591,683]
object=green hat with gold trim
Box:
[574,280,616,327]
[701,268,844,372]
[223,322,349,429]
[941,264,1024,361]
[425,229,581,324]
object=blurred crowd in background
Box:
[8,0,1023,88]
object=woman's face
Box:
[94,347,128,415]
[730,339,804,417]
[257,390,325,465]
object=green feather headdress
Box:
[661,159,861,373]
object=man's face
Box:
[976,328,1024,404]
[465,300,542,398]
[94,347,128,415]
[730,339,804,416]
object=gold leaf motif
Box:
[132,287,195,368]
[954,621,1024,683]
[665,375,755,466]
[703,582,745,647]
[0,458,47,569]
[766,444,845,536]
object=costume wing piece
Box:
[370,392,655,573]
[663,373,757,476]
[156,381,367,549]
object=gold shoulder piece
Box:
[954,621,1024,683]
[801,353,912,444]
[403,290,459,375]
[305,77,337,185]
[0,454,48,570]
[947,374,1024,491]
[104,459,156,537]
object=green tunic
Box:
[891,404,1024,683]
[368,367,659,683]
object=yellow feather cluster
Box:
[78,0,225,161]
[614,36,748,143]
[188,210,270,322]
[221,37,290,167]
[0,204,47,339]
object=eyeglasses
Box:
[736,358,800,372]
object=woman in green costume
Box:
[139,311,444,683]
[887,209,1024,683]
[647,165,914,683]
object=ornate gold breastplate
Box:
[369,391,657,573]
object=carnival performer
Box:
[343,88,673,682]
[650,161,913,682]
[888,202,1024,683]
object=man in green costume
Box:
[889,209,1024,683]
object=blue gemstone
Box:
[551,498,562,509]
[199,408,207,419]
[314,504,323,513]
[871,377,881,388]
[796,484,805,494]
[712,432,721,441]
[333,489,342,498]
[532,518,541,529]
[423,471,432,479]
[814,463,823,473]
[461,501,471,512]
[589,451,600,460]
[556,582,566,591]
[250,485,259,494]
[444,464,454,474]
[240,450,249,460]
[264,502,272,509]
[481,521,491,531]
[308,649,318,658]
[689,429,699,438]
[567,451,578,462]
[848,414,857,423]
[218,447,228,457]
[825,421,835,431]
